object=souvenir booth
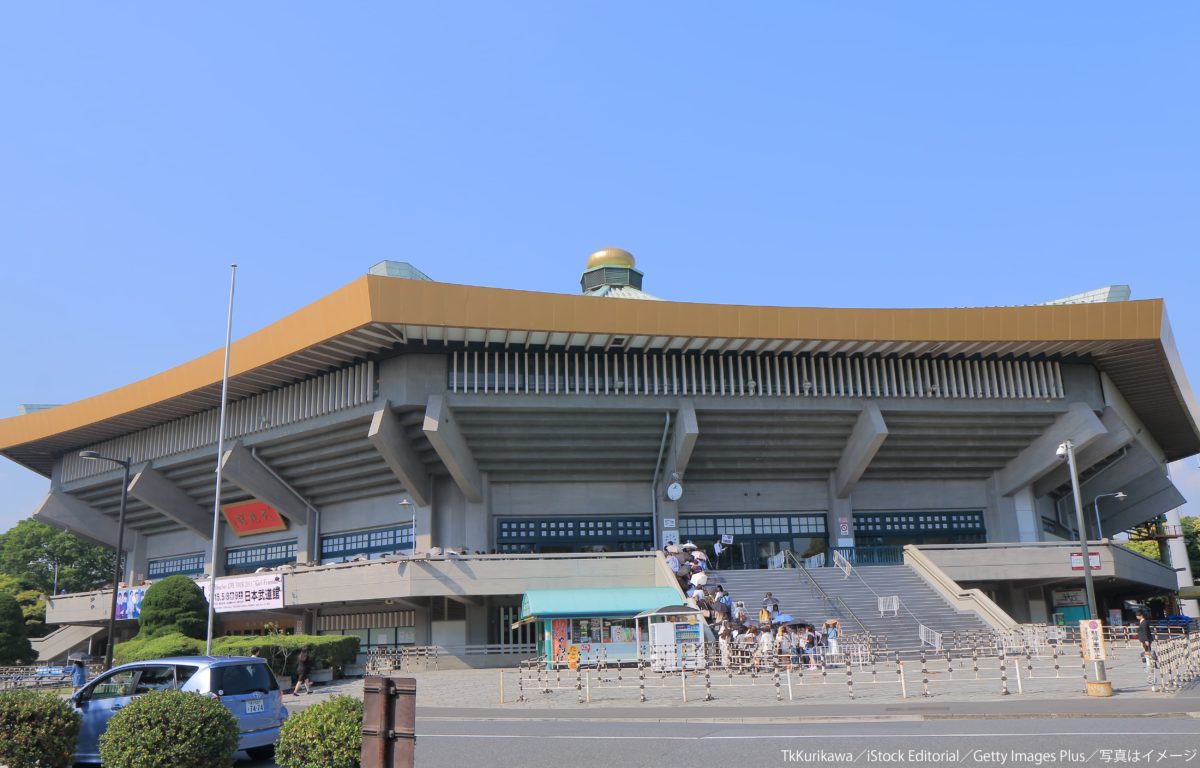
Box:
[515,587,682,669]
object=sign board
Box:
[1070,552,1102,571]
[1108,609,1123,627]
[661,530,680,549]
[662,518,676,529]
[116,585,149,620]
[719,534,734,545]
[551,619,568,663]
[222,500,289,536]
[1051,588,1087,607]
[197,573,284,613]
[838,515,851,536]
[1080,619,1106,661]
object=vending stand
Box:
[636,605,707,672]
[514,587,683,669]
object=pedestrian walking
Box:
[292,648,313,695]
[70,658,88,689]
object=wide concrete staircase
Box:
[32,624,105,663]
[714,564,995,651]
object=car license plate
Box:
[245,699,265,714]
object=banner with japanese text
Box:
[197,573,285,613]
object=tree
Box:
[0,519,115,594]
[1182,516,1199,575]
[1118,538,1162,562]
[137,575,209,639]
[0,592,34,664]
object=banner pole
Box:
[205,265,237,655]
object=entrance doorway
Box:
[679,515,827,570]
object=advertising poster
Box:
[551,619,568,663]
[116,585,148,620]
[196,573,285,613]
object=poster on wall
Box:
[116,585,149,620]
[196,573,285,613]
[551,619,569,663]
[1051,588,1087,607]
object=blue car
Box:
[70,656,288,764]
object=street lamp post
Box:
[1090,491,1127,541]
[80,451,132,671]
[1057,440,1109,694]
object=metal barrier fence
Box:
[366,643,539,674]
[0,663,104,691]
[501,625,1200,704]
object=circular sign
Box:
[666,482,684,501]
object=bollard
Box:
[1014,652,1023,695]
[361,676,416,768]
[586,667,591,703]
[786,668,793,701]
[846,661,854,700]
[870,656,878,685]
[920,651,930,698]
[774,662,782,701]
[704,668,714,701]
[897,657,907,698]
[639,660,646,703]
[972,648,979,680]
[499,670,504,704]
[577,664,584,703]
[682,666,688,703]
[999,652,1010,696]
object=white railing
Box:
[919,623,943,651]
[803,552,826,569]
[878,595,900,617]
[767,552,787,569]
[833,549,853,579]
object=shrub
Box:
[137,575,209,639]
[275,695,363,768]
[0,592,34,664]
[0,689,81,768]
[99,689,238,768]
[212,633,359,676]
[114,631,205,664]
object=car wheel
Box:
[245,745,275,761]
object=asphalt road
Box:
[410,717,1200,768]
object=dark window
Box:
[225,541,297,574]
[212,662,276,695]
[147,553,205,578]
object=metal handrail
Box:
[780,550,869,635]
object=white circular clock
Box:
[666,481,683,501]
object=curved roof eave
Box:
[1,275,1198,475]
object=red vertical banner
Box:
[551,619,569,663]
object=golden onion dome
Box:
[586,247,635,270]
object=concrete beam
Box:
[368,402,431,507]
[423,395,482,503]
[672,400,700,478]
[1033,407,1136,497]
[219,441,309,524]
[1101,468,1187,535]
[833,403,888,498]
[127,464,212,539]
[33,492,122,549]
[996,402,1107,497]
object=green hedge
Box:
[98,689,238,768]
[275,695,363,768]
[113,631,204,665]
[0,689,81,768]
[212,634,359,676]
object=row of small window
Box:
[678,515,827,538]
[226,540,298,570]
[497,518,651,540]
[147,553,206,578]
[321,525,414,557]
[853,511,985,534]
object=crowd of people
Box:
[664,545,844,671]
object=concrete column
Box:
[465,473,489,553]
[124,532,147,584]
[1164,505,1199,617]
[203,542,226,578]
[1013,485,1039,543]
[826,473,854,555]
[985,474,1021,543]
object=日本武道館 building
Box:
[2,248,1197,664]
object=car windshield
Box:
[212,663,276,695]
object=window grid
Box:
[226,540,298,570]
[322,524,414,557]
[497,517,651,543]
[692,515,826,537]
[147,553,205,578]
[852,511,985,535]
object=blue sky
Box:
[1,3,1198,532]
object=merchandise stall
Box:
[636,605,707,672]
[514,587,682,669]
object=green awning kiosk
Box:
[516,586,682,668]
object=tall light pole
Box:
[80,451,132,671]
[1057,440,1108,692]
[1090,491,1126,541]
